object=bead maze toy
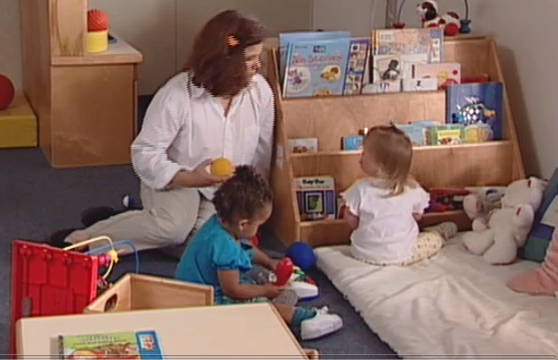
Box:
[288,266,319,301]
[9,236,139,356]
[272,258,319,302]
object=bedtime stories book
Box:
[283,38,351,98]
[446,82,504,141]
[278,31,350,83]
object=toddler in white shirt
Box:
[342,125,458,266]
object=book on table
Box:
[58,330,163,359]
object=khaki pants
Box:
[63,183,216,255]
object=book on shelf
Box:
[394,120,438,146]
[58,330,163,359]
[282,37,352,98]
[411,62,461,90]
[294,176,336,221]
[425,124,465,145]
[278,31,350,84]
[446,82,504,142]
[368,28,444,93]
[342,37,371,95]
[289,138,318,153]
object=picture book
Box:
[412,62,461,89]
[283,38,351,98]
[425,124,465,145]
[289,138,318,153]
[59,330,163,359]
[342,37,370,95]
[446,82,504,141]
[394,120,438,146]
[371,28,443,85]
[342,135,363,150]
[278,31,350,83]
[294,176,336,221]
[371,28,443,60]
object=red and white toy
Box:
[417,0,461,36]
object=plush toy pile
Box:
[460,177,546,265]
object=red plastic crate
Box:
[9,240,99,356]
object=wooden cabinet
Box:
[20,0,143,168]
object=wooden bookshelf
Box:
[261,36,525,248]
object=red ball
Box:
[0,74,15,110]
[87,9,109,32]
[444,23,459,37]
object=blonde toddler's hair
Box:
[363,125,415,197]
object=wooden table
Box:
[16,303,312,358]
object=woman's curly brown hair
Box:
[212,165,273,223]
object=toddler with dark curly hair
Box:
[175,165,343,340]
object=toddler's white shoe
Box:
[300,306,343,340]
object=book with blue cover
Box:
[342,37,370,95]
[278,31,351,84]
[446,82,504,142]
[282,38,351,98]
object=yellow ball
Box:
[211,158,233,176]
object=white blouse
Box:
[131,72,275,199]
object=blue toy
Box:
[285,242,316,271]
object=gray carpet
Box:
[0,97,397,357]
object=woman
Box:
[47,10,275,255]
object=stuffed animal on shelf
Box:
[416,0,461,36]
[461,177,547,265]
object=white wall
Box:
[0,0,23,90]
[312,0,386,35]
[465,0,558,179]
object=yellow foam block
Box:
[87,30,108,53]
[0,91,37,149]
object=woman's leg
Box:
[159,197,216,258]
[63,183,202,253]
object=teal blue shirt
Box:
[174,215,255,301]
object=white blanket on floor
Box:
[315,237,558,356]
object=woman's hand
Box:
[191,159,232,187]
[171,159,232,188]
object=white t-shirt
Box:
[131,72,275,199]
[342,178,430,264]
